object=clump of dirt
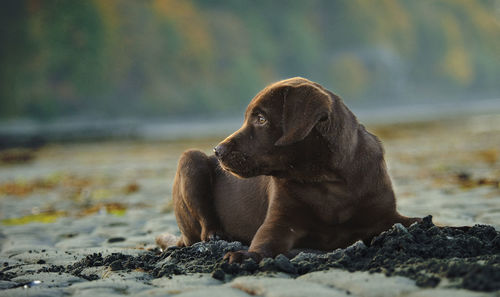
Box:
[26,240,246,282]
[206,216,499,291]
[2,216,499,292]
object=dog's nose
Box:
[214,142,233,159]
[213,145,225,158]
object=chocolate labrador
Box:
[158,77,420,263]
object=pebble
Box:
[109,260,123,271]
[212,269,225,281]
[274,254,297,274]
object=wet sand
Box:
[0,113,499,296]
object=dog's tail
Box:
[155,232,182,250]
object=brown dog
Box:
[159,77,419,263]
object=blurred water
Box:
[0,98,499,148]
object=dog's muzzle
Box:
[214,146,253,176]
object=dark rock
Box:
[220,262,240,275]
[275,254,297,274]
[416,275,440,287]
[258,257,276,271]
[109,260,123,271]
[240,258,258,273]
[211,269,225,281]
[154,263,182,278]
[108,237,126,243]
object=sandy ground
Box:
[0,113,499,296]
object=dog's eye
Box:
[256,115,267,125]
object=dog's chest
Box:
[295,182,353,225]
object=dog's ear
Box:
[275,83,332,146]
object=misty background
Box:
[1,0,499,142]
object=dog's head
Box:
[214,77,333,178]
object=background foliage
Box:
[1,0,499,120]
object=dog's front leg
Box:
[224,213,303,263]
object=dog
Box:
[157,77,420,263]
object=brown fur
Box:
[161,77,420,263]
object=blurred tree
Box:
[0,1,33,117]
[0,0,498,120]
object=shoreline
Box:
[0,98,499,148]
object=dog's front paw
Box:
[224,250,262,264]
